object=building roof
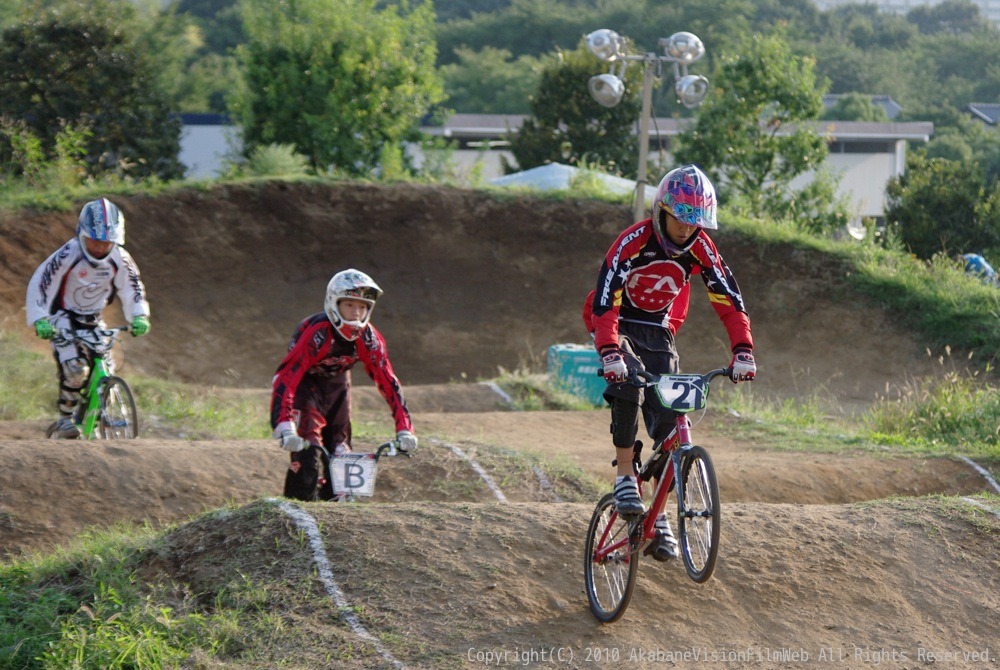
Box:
[425,114,933,143]
[968,103,1000,125]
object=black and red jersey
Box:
[587,218,753,354]
[270,312,412,433]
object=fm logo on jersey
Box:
[625,260,687,312]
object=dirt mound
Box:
[135,498,998,669]
[1,413,992,558]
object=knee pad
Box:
[609,397,639,449]
[61,358,90,389]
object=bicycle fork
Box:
[635,416,696,551]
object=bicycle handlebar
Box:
[375,440,412,459]
[598,365,734,386]
[632,367,732,386]
[51,326,130,351]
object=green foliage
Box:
[865,365,999,458]
[228,143,311,178]
[440,46,543,114]
[0,0,183,181]
[0,331,51,420]
[906,0,990,35]
[885,151,1000,258]
[232,0,444,176]
[505,44,641,177]
[819,92,890,121]
[675,33,837,229]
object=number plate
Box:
[652,374,709,412]
[331,453,379,497]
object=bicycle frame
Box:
[593,367,728,563]
[78,353,114,438]
[53,325,132,439]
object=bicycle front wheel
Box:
[99,376,138,439]
[677,445,720,583]
[584,492,640,623]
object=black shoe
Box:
[649,517,678,562]
[613,476,645,518]
[47,417,81,439]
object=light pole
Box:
[586,29,709,222]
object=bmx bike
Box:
[47,325,138,440]
[584,365,732,622]
[323,439,411,501]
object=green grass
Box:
[725,215,1000,366]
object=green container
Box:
[547,343,607,406]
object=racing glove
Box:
[396,430,418,454]
[34,318,55,340]
[600,347,628,383]
[730,348,757,383]
[131,315,150,337]
[279,429,307,452]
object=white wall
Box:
[179,124,239,179]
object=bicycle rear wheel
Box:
[677,445,720,583]
[99,376,138,439]
[584,492,640,623]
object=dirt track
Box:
[1,183,998,668]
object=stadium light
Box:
[586,29,710,221]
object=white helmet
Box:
[77,197,125,263]
[324,269,383,340]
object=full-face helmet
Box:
[77,198,126,263]
[651,164,717,252]
[324,269,383,341]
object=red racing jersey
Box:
[270,312,412,435]
[587,218,753,353]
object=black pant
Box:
[604,321,680,447]
[282,372,352,501]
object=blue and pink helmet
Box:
[652,164,717,250]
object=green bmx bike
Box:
[47,326,139,439]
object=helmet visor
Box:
[341,286,380,302]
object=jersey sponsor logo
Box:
[625,260,687,312]
[600,226,645,303]
[73,283,109,312]
[708,292,732,306]
[36,244,73,304]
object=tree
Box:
[505,45,641,177]
[232,0,444,175]
[885,151,1000,258]
[0,0,183,180]
[820,92,889,121]
[674,33,831,224]
[440,47,543,114]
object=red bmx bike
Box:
[584,366,731,622]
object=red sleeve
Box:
[270,320,328,431]
[357,325,413,433]
[582,289,596,337]
[691,235,753,352]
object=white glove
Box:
[279,429,307,452]
[396,430,418,454]
[600,348,628,383]
[730,349,757,383]
[332,443,350,457]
